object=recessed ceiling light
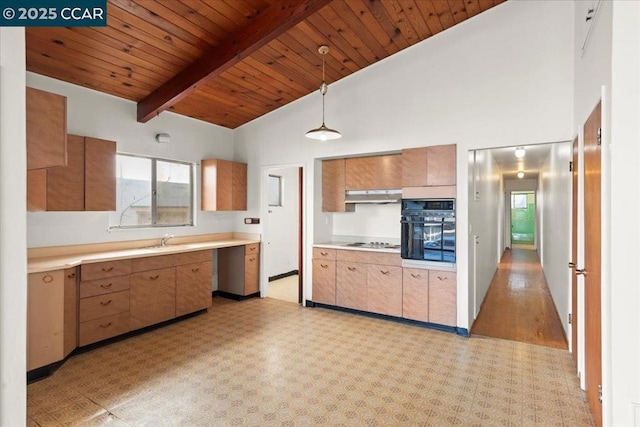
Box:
[515,147,526,158]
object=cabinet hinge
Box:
[597,127,602,145]
[568,313,572,324]
[569,161,573,172]
[598,384,603,403]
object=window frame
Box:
[268,174,283,207]
[110,153,195,230]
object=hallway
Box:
[472,248,568,349]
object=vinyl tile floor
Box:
[28,297,595,426]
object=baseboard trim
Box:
[217,290,260,301]
[268,270,299,282]
[308,302,461,335]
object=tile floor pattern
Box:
[28,297,595,426]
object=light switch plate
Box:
[244,218,260,224]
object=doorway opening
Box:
[263,166,303,304]
[510,191,536,249]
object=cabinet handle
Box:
[320,264,328,269]
[320,251,328,256]
[42,274,54,283]
[100,322,112,328]
[67,272,76,279]
[192,267,200,272]
[150,275,160,280]
[411,273,421,279]
[102,266,114,272]
[347,266,356,272]
[380,270,390,275]
[249,257,256,262]
[100,283,113,289]
[437,276,447,281]
[249,246,256,251]
[100,300,112,306]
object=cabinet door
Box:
[85,137,116,211]
[313,259,336,305]
[27,169,47,212]
[28,271,64,370]
[231,161,247,211]
[26,87,67,170]
[336,261,367,311]
[244,253,259,295]
[402,268,429,322]
[201,159,233,211]
[63,268,78,358]
[345,155,402,190]
[428,270,456,326]
[426,144,456,186]
[47,134,85,211]
[402,147,428,187]
[176,261,212,317]
[322,159,353,213]
[367,265,402,316]
[130,267,176,330]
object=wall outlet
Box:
[244,218,260,224]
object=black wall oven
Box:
[401,199,455,263]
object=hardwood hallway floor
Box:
[471,248,568,349]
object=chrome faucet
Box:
[160,234,175,247]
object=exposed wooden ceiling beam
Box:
[137,0,332,123]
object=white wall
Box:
[264,166,299,277]
[26,73,235,248]
[609,2,640,426]
[468,149,502,322]
[234,0,574,325]
[0,27,27,426]
[538,142,572,337]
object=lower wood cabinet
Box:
[367,264,402,317]
[336,261,367,311]
[28,270,65,371]
[79,312,130,347]
[219,244,260,297]
[176,261,213,317]
[428,270,457,326]
[63,268,78,358]
[130,267,176,330]
[402,268,429,322]
[312,248,337,305]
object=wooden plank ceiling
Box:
[26,0,506,129]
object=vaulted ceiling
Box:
[26,0,506,129]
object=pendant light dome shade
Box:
[306,45,341,140]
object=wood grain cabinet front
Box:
[26,87,67,170]
[336,261,367,311]
[176,261,212,317]
[63,268,78,357]
[367,264,402,317]
[28,270,65,371]
[402,268,429,322]
[322,159,354,213]
[79,312,130,347]
[345,154,402,191]
[218,244,260,297]
[81,259,132,282]
[312,259,336,305]
[428,270,457,326]
[201,158,247,211]
[402,144,456,187]
[130,267,176,330]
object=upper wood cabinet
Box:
[322,159,354,213]
[201,158,247,211]
[27,134,116,212]
[85,137,116,211]
[27,87,67,170]
[345,154,402,190]
[402,144,456,187]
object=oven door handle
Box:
[407,221,413,259]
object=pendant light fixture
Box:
[305,45,342,141]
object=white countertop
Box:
[28,239,259,274]
[313,242,401,254]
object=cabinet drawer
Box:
[336,250,402,266]
[79,290,130,322]
[174,250,212,266]
[245,243,260,255]
[132,254,177,272]
[313,247,336,260]
[81,259,132,281]
[79,312,130,346]
[80,275,130,298]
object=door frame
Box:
[260,163,305,304]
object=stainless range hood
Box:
[344,189,402,204]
